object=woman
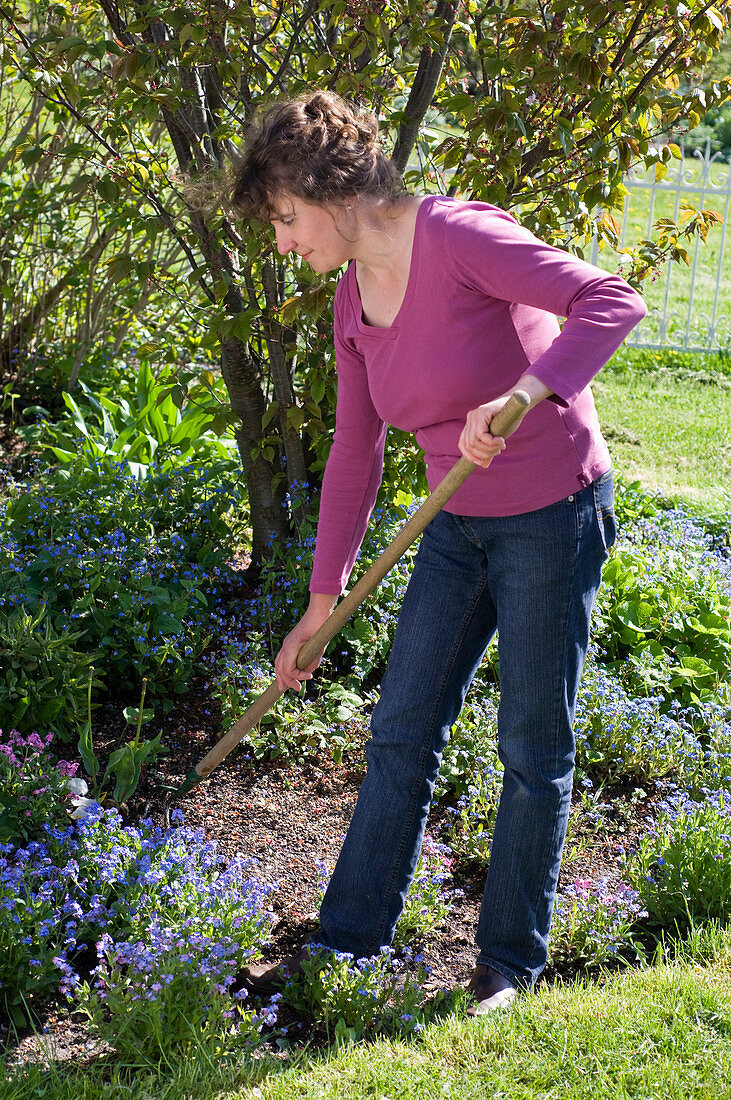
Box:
[231,90,646,1013]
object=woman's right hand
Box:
[274,593,338,693]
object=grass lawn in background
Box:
[593,349,731,512]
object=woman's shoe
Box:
[466,964,518,1015]
[236,945,310,996]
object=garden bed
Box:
[2,402,730,1080]
[2,671,655,1071]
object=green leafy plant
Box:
[574,664,702,783]
[0,804,275,1032]
[37,361,238,478]
[551,878,647,970]
[0,861,66,1026]
[627,788,731,931]
[78,672,165,807]
[0,458,240,717]
[0,730,78,847]
[613,476,662,525]
[78,945,270,1065]
[595,543,731,708]
[76,667,100,793]
[392,836,455,948]
[214,640,370,765]
[433,683,500,802]
[278,945,430,1044]
[105,690,164,806]
[0,604,96,739]
[442,764,503,868]
[305,683,368,764]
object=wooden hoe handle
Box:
[177,389,531,793]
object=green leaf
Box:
[109,745,141,805]
[670,656,717,687]
[123,705,155,726]
[97,177,120,203]
[21,146,44,166]
[615,600,656,635]
[262,401,280,430]
[77,720,99,786]
[310,376,326,404]
[61,393,92,439]
[155,613,183,635]
[107,255,134,283]
[58,35,87,51]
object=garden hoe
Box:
[165,389,531,801]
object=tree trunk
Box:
[391,0,459,174]
[219,327,289,564]
[260,260,309,513]
[118,3,291,564]
[187,205,290,562]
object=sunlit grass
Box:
[593,348,731,512]
[245,964,731,1100]
[11,937,729,1100]
[7,942,731,1100]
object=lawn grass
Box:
[593,348,731,512]
[6,943,731,1099]
[248,965,731,1100]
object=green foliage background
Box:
[1,1,730,556]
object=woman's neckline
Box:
[351,194,434,332]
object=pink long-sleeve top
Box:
[309,195,646,595]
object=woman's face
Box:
[269,193,355,273]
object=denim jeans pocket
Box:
[592,469,617,552]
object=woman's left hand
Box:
[458,399,510,467]
[459,376,551,467]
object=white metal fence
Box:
[590,142,731,353]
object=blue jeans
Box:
[318,471,616,989]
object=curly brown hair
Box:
[230,90,404,221]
